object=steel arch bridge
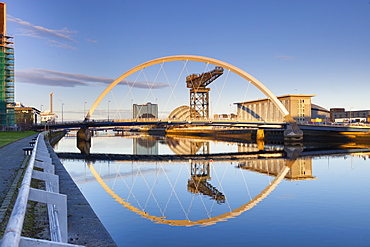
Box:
[85,55,302,138]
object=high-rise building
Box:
[0,2,15,129]
[133,102,158,119]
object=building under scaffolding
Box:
[0,2,15,129]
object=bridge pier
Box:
[283,115,303,142]
[256,129,264,140]
[257,139,265,150]
[77,127,92,154]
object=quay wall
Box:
[44,132,117,246]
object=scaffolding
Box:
[0,34,14,127]
[0,2,14,128]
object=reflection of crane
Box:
[187,160,225,204]
[186,67,224,119]
[166,136,225,203]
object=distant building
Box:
[235,94,315,123]
[168,105,192,120]
[213,113,237,120]
[133,102,158,119]
[330,108,370,123]
[14,102,41,130]
[311,103,330,123]
[0,2,15,130]
[40,111,57,123]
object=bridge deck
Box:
[34,119,370,134]
[33,119,287,130]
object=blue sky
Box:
[5,0,370,121]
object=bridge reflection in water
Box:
[54,132,370,228]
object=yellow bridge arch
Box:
[85,55,302,137]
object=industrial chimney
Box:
[50,93,53,113]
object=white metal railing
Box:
[299,120,370,127]
[1,133,82,247]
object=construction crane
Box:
[186,66,224,119]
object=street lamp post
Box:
[62,103,64,122]
[108,100,110,121]
[84,102,87,118]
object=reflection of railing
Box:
[58,150,286,162]
[300,121,370,128]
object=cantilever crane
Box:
[186,67,224,119]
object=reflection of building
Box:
[235,94,315,122]
[0,2,15,129]
[238,143,313,180]
[238,143,284,153]
[133,137,158,155]
[238,157,314,181]
[14,102,41,130]
[330,108,370,123]
[133,102,158,119]
[167,137,208,155]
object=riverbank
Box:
[45,133,117,246]
[0,132,117,246]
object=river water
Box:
[54,131,370,247]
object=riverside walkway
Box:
[0,134,36,221]
[0,133,117,246]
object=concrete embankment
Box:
[0,132,117,246]
[46,131,117,246]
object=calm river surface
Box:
[54,132,370,247]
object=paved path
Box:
[0,134,37,208]
[0,134,117,246]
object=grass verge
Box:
[0,131,37,147]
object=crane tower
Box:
[186,66,224,119]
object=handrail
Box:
[1,133,82,247]
[1,133,41,246]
